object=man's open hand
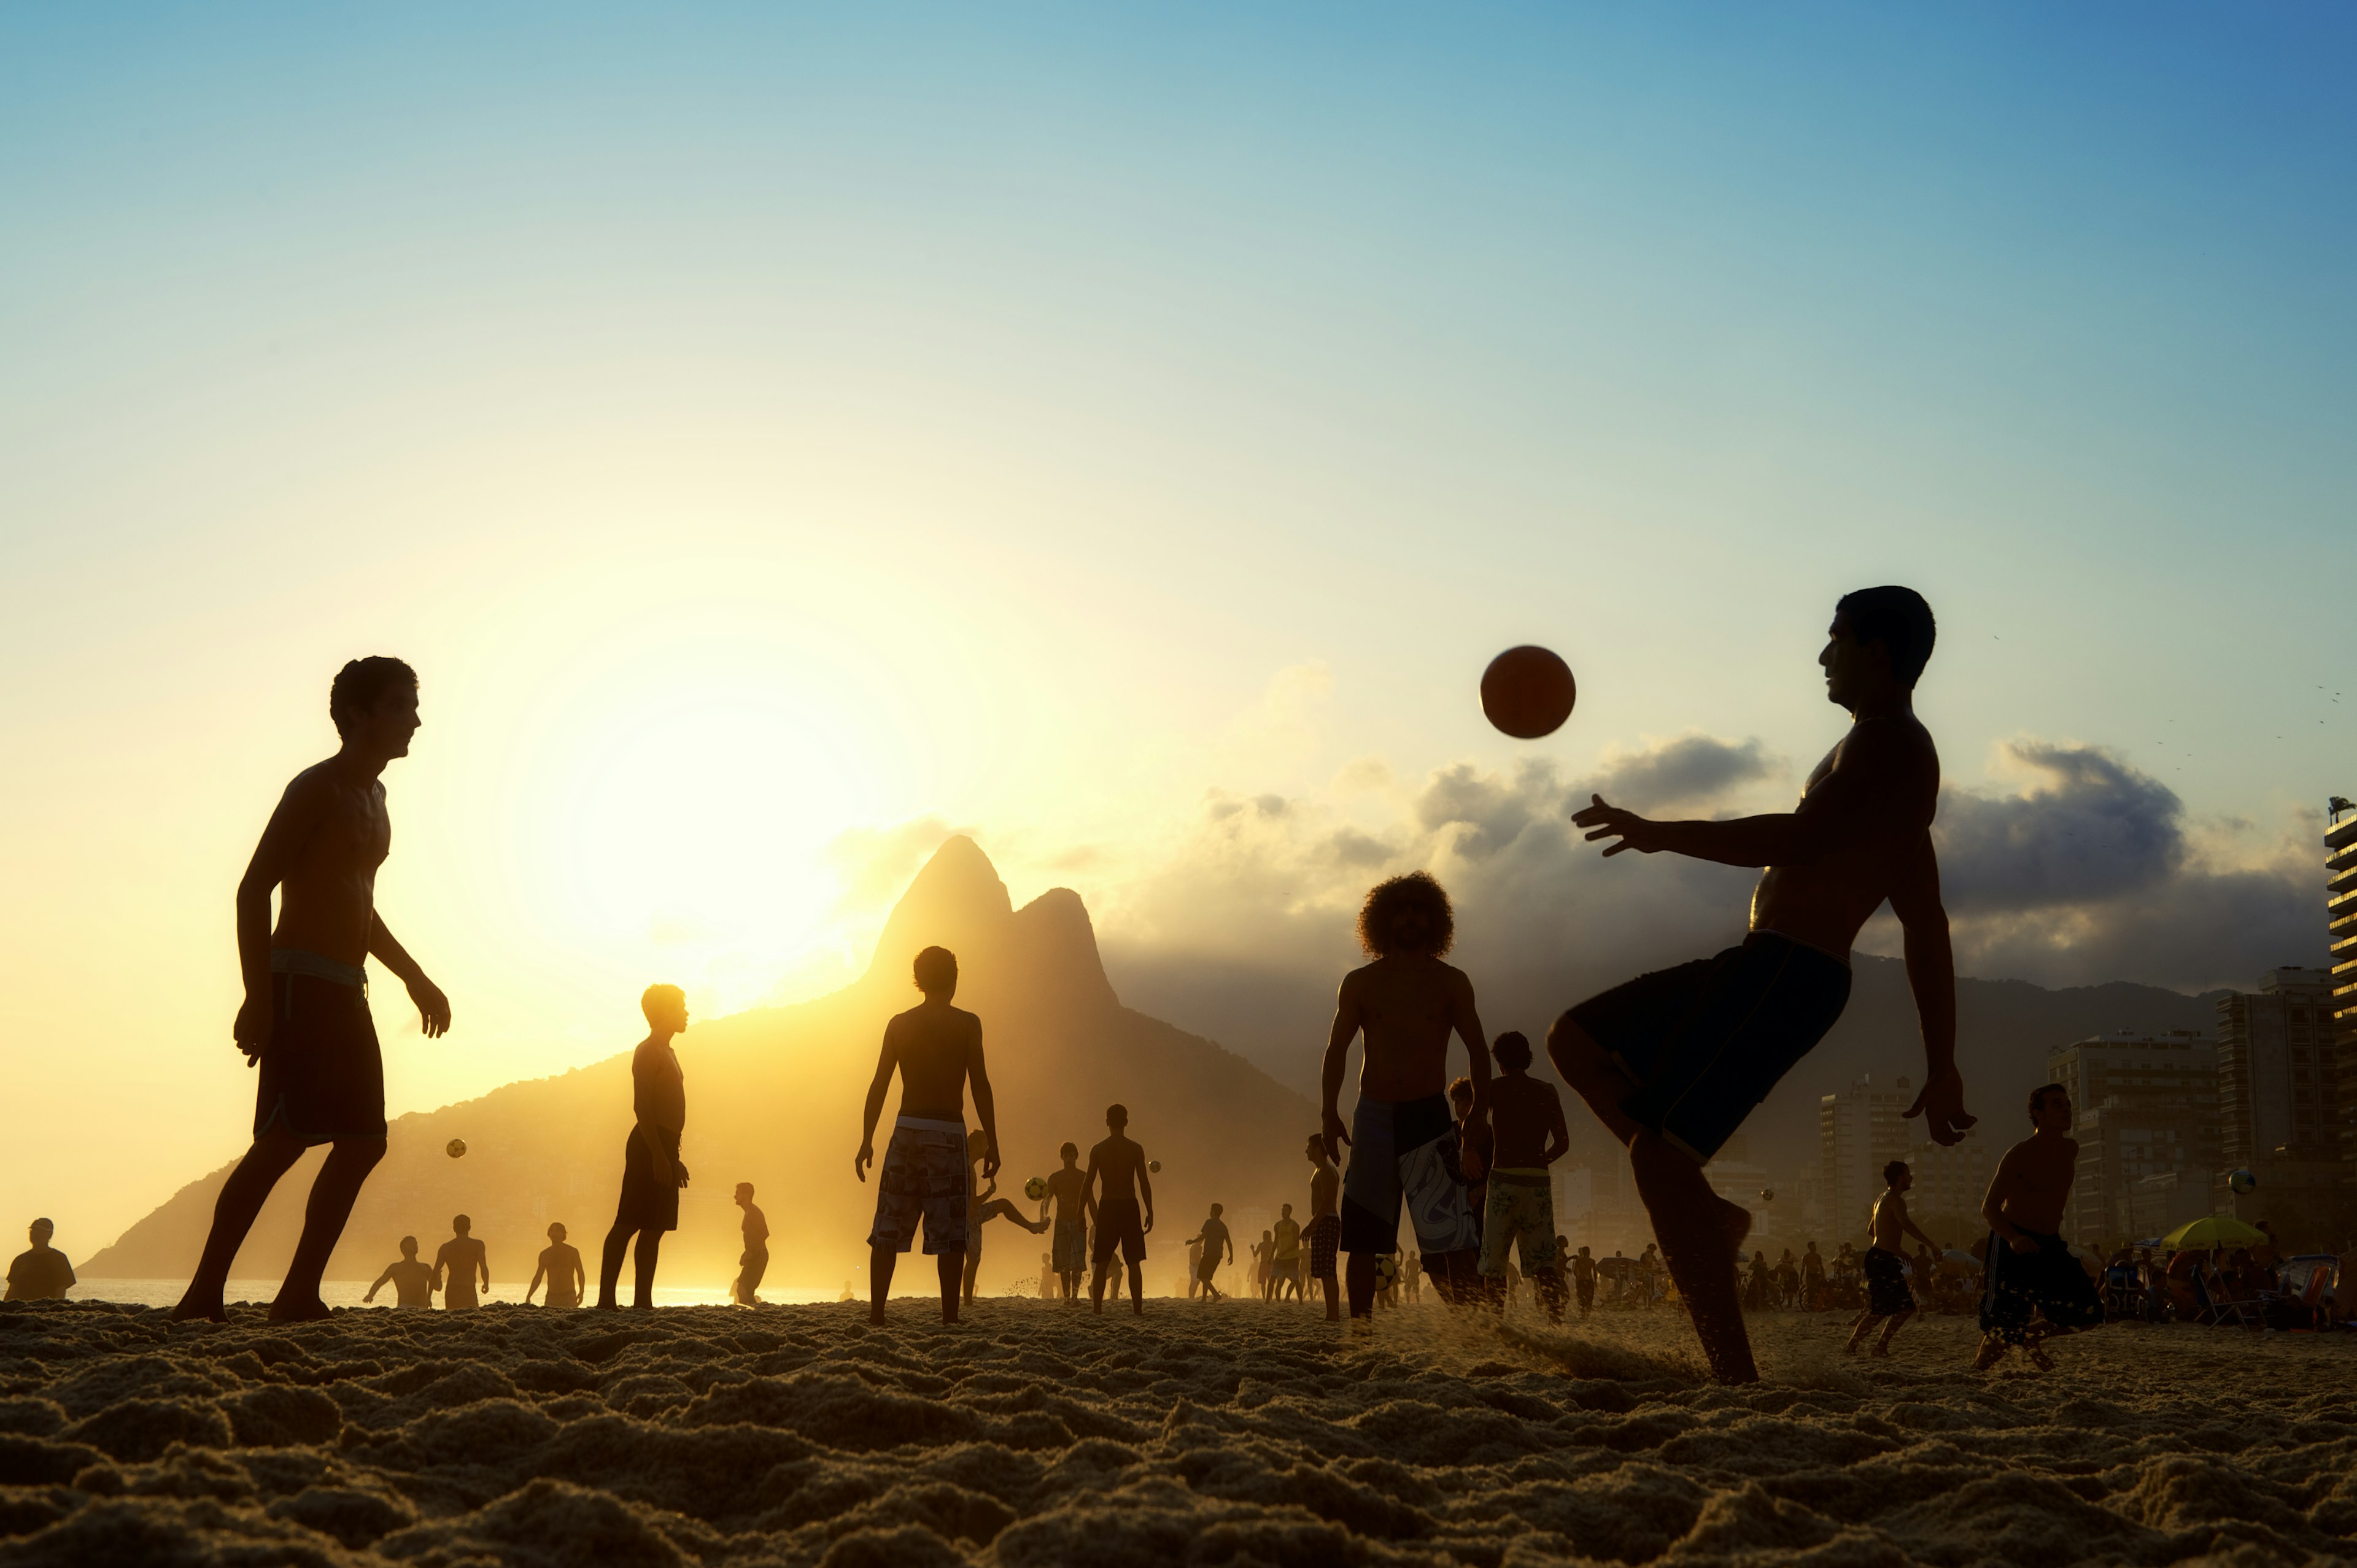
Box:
[1903,1065,1976,1146]
[854,1141,874,1182]
[407,975,452,1038]
[1572,794,1664,857]
[1320,1108,1350,1165]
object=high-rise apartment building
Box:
[2328,803,2356,1179]
[2045,1030,2219,1243]
[2214,968,2340,1216]
[1819,1075,1915,1245]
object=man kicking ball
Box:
[1547,588,1973,1383]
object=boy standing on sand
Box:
[856,946,1000,1326]
[435,1216,489,1310]
[1304,1135,1342,1321]
[525,1223,585,1308]
[733,1184,769,1305]
[1190,1203,1234,1301]
[1478,1031,1571,1321]
[1846,1161,1939,1356]
[600,986,690,1309]
[174,658,452,1324]
[1321,873,1493,1323]
[1085,1103,1154,1314]
[1040,1142,1094,1300]
[1273,1205,1302,1301]
[363,1236,435,1308]
[1977,1085,2104,1370]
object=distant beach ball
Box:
[1024,1176,1047,1201]
[1759,1189,1775,1203]
[1480,646,1577,740]
[2227,1168,2257,1194]
[446,1138,467,1159]
[1148,1161,1161,1174]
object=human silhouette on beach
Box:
[526,1222,585,1308]
[1571,1245,1596,1316]
[1187,1204,1234,1302]
[1848,1161,1938,1356]
[4,1221,74,1302]
[1476,1031,1569,1321]
[1040,1142,1094,1300]
[600,985,690,1310]
[856,946,999,1326]
[171,658,450,1324]
[733,1183,768,1305]
[1085,1103,1153,1315]
[1548,589,1969,1383]
[1320,872,1493,1324]
[362,1235,435,1308]
[1977,1085,2103,1370]
[960,1129,1050,1306]
[1304,1134,1342,1321]
[1272,1204,1302,1302]
[435,1215,489,1310]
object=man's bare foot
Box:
[1868,1342,1891,1359]
[266,1295,332,1324]
[2026,1341,2055,1372]
[1973,1334,2007,1370]
[868,1308,886,1327]
[168,1294,227,1324]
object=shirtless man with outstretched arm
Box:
[172,657,451,1324]
[856,945,999,1325]
[1320,871,1492,1323]
[1548,589,1972,1383]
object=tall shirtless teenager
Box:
[172,658,451,1323]
[1085,1104,1154,1315]
[856,946,999,1326]
[1976,1084,2103,1370]
[1548,589,1973,1383]
[1320,872,1493,1323]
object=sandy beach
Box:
[0,1295,2351,1566]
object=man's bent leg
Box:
[1874,1308,1913,1355]
[270,1135,387,1322]
[1631,1130,1757,1384]
[938,1249,962,1323]
[1547,1014,1642,1146]
[868,1245,896,1325]
[172,1130,310,1321]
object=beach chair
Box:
[2196,1267,2259,1329]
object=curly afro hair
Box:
[1357,871,1455,957]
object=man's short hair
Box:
[1210,1202,1223,1215]
[1447,1075,1474,1106]
[1281,1203,1292,1213]
[454,1214,471,1229]
[1059,1140,1078,1159]
[2029,1083,2067,1118]
[1835,587,1937,689]
[1883,1159,1910,1185]
[1493,1031,1532,1070]
[329,656,417,738]
[1106,1103,1128,1127]
[641,984,685,1025]
[1357,871,1454,957]
[549,1221,567,1238]
[29,1219,51,1235]
[400,1235,418,1253]
[913,946,958,994]
[734,1182,754,1197]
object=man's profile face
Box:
[1817,614,1885,712]
[2034,1092,2075,1133]
[357,682,422,758]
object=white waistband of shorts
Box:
[895,1115,967,1135]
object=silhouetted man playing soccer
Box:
[172,657,451,1323]
[1549,588,1971,1383]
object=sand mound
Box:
[0,1297,2350,1565]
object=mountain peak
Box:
[862,835,1014,987]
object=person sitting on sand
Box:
[4,1220,74,1302]
[1273,1204,1303,1302]
[600,984,690,1310]
[362,1235,435,1308]
[1189,1203,1234,1302]
[1305,1134,1343,1321]
[1848,1160,1939,1356]
[524,1222,584,1308]
[1085,1103,1154,1315]
[1320,873,1494,1323]
[733,1183,769,1305]
[1977,1084,2104,1370]
[1040,1141,1094,1301]
[856,946,1000,1327]
[1571,1246,1596,1316]
[435,1215,490,1310]
[1477,1030,1569,1322]
[960,1129,1050,1306]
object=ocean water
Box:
[68,1278,845,1310]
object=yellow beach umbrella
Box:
[2159,1216,2266,1250]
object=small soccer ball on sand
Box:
[1480,646,1577,739]
[446,1138,467,1159]
[1024,1176,1047,1202]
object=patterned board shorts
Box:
[1339,1093,1480,1256]
[1307,1213,1342,1276]
[867,1121,969,1255]
[1053,1221,1088,1273]
[1479,1175,1559,1276]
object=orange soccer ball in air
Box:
[1480,646,1577,739]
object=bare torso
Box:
[1750,717,1940,957]
[886,1003,980,1123]
[1488,1072,1566,1167]
[1991,1134,2078,1235]
[1045,1166,1090,1226]
[1341,956,1480,1101]
[272,762,392,964]
[1868,1189,1911,1252]
[1088,1135,1148,1212]
[1309,1161,1339,1219]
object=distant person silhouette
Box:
[1976,1084,2103,1370]
[733,1183,769,1305]
[1304,1134,1342,1321]
[1185,1236,1202,1299]
[171,658,450,1324]
[363,1235,435,1308]
[1272,1205,1302,1302]
[4,1221,74,1302]
[1253,1229,1275,1300]
[1571,1246,1597,1316]
[856,946,1000,1326]
[1041,1142,1094,1300]
[599,985,691,1310]
[1085,1103,1153,1315]
[1478,1031,1570,1322]
[961,1129,1050,1306]
[1188,1204,1234,1302]
[1802,1240,1826,1311]
[526,1222,585,1308]
[435,1215,489,1310]
[1320,873,1493,1324]
[1549,589,1969,1384]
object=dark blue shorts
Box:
[1565,933,1851,1164]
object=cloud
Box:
[1933,742,2185,913]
